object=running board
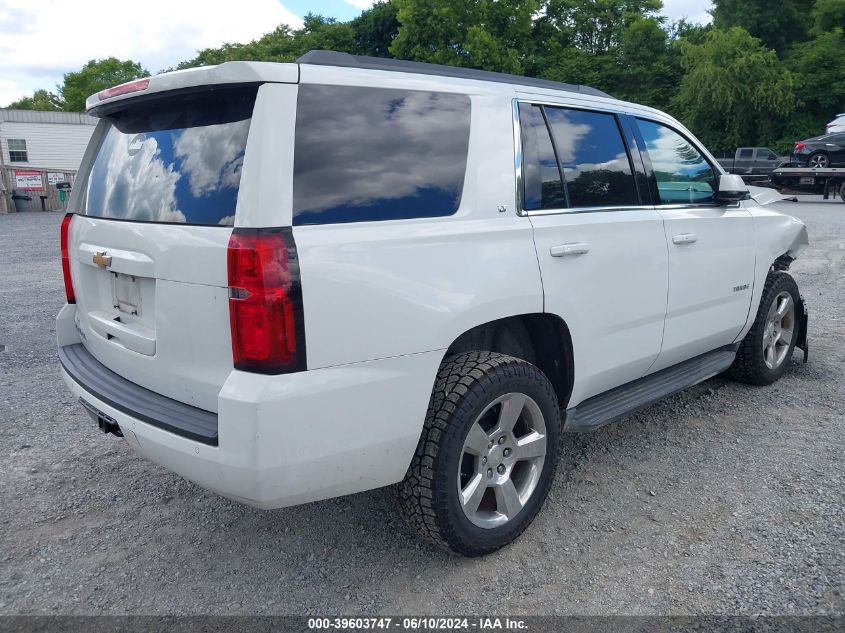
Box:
[563,346,737,432]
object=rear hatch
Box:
[69,86,257,412]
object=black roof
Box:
[297,50,613,99]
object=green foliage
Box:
[351,2,399,56]
[674,27,797,153]
[59,58,149,112]
[711,0,815,54]
[7,89,62,111]
[390,0,540,73]
[810,0,845,35]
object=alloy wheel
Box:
[457,392,547,529]
[762,291,795,370]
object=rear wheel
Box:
[807,152,829,168]
[729,272,800,386]
[395,351,561,556]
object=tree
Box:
[543,0,663,55]
[810,0,845,35]
[60,58,149,112]
[786,27,845,141]
[711,0,814,55]
[6,89,62,111]
[390,0,540,73]
[674,27,797,153]
[351,1,399,57]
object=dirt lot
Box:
[0,200,843,615]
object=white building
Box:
[0,109,97,171]
[0,109,97,213]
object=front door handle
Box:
[672,233,698,245]
[550,242,590,257]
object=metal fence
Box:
[0,166,77,214]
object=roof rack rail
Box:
[296,50,613,99]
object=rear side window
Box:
[543,107,639,208]
[85,87,256,226]
[293,85,471,225]
[739,148,753,159]
[519,103,566,211]
[636,119,717,204]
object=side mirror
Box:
[716,174,750,203]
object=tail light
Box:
[227,228,306,374]
[794,142,806,151]
[60,213,76,304]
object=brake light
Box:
[795,142,806,151]
[227,228,305,374]
[97,78,150,101]
[60,213,75,304]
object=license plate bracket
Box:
[111,272,141,316]
[799,176,816,185]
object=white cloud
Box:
[661,0,713,25]
[173,119,250,196]
[0,0,302,106]
[96,131,186,223]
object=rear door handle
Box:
[550,242,590,257]
[672,233,698,245]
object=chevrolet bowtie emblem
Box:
[92,251,112,267]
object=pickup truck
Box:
[717,147,787,176]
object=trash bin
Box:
[11,189,33,213]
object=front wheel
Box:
[395,351,561,556]
[729,272,801,386]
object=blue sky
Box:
[285,0,367,21]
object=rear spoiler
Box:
[86,62,299,114]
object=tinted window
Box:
[544,107,639,208]
[519,103,566,210]
[739,148,753,159]
[85,88,255,225]
[637,119,717,204]
[293,85,471,225]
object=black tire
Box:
[729,272,801,386]
[395,351,561,557]
[807,151,829,168]
[839,182,845,203]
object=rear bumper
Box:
[58,310,441,509]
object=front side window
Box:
[544,107,639,208]
[519,103,566,211]
[8,139,27,162]
[85,87,255,225]
[293,85,471,225]
[637,119,717,205]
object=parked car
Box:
[792,133,845,168]
[826,113,845,134]
[57,51,810,557]
[716,147,787,175]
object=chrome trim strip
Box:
[512,98,525,216]
[522,205,656,217]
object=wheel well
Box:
[445,314,574,408]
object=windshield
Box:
[84,87,256,226]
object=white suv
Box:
[58,51,810,556]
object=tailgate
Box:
[67,86,259,413]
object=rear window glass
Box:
[85,87,256,226]
[519,103,567,211]
[293,85,471,225]
[544,107,639,208]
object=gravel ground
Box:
[0,201,843,616]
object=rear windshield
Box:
[84,87,256,226]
